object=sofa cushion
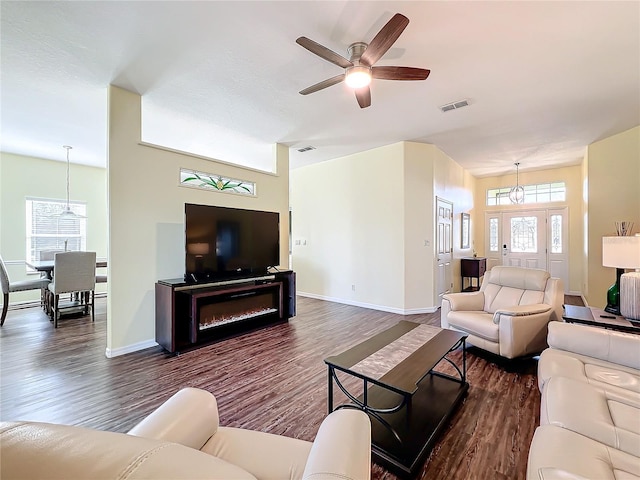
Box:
[446,311,499,342]
[482,266,549,314]
[202,426,312,480]
[527,425,640,480]
[540,376,640,457]
[487,265,550,291]
[538,348,640,398]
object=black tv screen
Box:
[185,203,279,282]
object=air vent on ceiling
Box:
[439,99,470,113]
[297,146,316,153]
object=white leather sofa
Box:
[0,387,372,480]
[441,266,564,359]
[528,322,640,479]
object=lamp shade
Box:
[602,235,640,269]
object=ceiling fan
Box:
[296,13,430,109]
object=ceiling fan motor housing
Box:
[348,42,368,63]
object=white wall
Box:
[291,141,474,313]
[106,86,290,356]
[290,143,406,312]
[0,152,108,302]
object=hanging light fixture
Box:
[508,162,525,204]
[58,145,86,219]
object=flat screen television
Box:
[185,203,280,282]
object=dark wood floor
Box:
[0,295,583,479]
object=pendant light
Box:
[58,145,86,219]
[508,162,525,204]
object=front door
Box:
[436,197,453,300]
[502,210,547,269]
[485,208,569,292]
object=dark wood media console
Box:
[155,271,296,353]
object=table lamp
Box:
[602,235,640,315]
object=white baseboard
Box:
[297,292,439,315]
[105,339,158,358]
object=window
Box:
[26,198,87,269]
[550,214,562,253]
[489,218,499,252]
[487,182,566,206]
[510,216,538,253]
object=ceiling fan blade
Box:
[296,37,353,69]
[299,74,345,95]
[360,13,410,67]
[372,66,431,81]
[355,86,371,108]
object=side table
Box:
[562,304,640,334]
[461,257,486,292]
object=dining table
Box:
[26,258,108,280]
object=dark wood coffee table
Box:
[324,321,468,478]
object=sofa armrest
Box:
[442,292,485,312]
[498,311,554,359]
[302,409,371,480]
[547,322,640,370]
[492,303,552,324]
[127,387,219,451]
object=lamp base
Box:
[621,272,640,320]
[604,268,623,316]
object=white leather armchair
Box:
[441,266,564,359]
[0,387,372,480]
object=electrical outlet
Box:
[351,284,356,291]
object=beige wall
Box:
[290,142,406,312]
[403,143,435,310]
[106,86,290,356]
[0,152,108,302]
[291,141,474,313]
[432,145,477,293]
[474,165,584,293]
[584,125,640,307]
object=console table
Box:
[155,271,296,353]
[461,257,486,292]
[563,304,640,334]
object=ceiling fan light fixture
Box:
[345,65,371,89]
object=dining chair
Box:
[38,249,64,311]
[0,255,51,326]
[47,251,96,328]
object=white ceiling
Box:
[1,1,639,177]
